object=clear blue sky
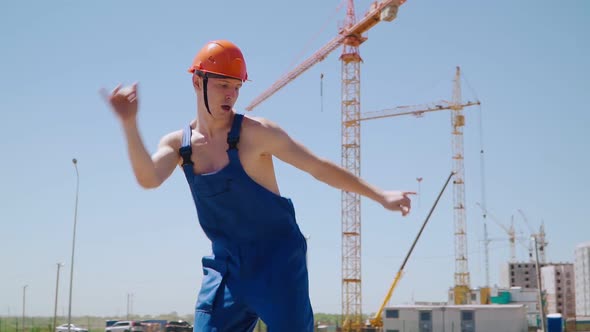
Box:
[1,0,588,318]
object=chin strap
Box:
[202,74,212,116]
[196,71,213,116]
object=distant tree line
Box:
[0,313,363,332]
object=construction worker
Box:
[103,39,414,332]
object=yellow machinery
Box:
[370,172,455,328]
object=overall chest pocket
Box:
[194,177,232,197]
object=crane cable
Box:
[283,0,345,113]
[461,71,488,284]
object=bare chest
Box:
[187,134,279,194]
[189,136,232,174]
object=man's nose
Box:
[226,91,237,100]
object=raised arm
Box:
[102,84,180,189]
[257,118,414,216]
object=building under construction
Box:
[500,261,573,290]
[542,264,576,320]
[575,242,590,318]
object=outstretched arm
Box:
[258,119,414,216]
[102,84,180,189]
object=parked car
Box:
[56,324,88,332]
[105,321,145,332]
[164,321,192,332]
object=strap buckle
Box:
[227,136,239,150]
[179,146,193,166]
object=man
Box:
[104,40,414,332]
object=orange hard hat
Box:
[188,40,248,81]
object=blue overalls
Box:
[179,114,314,331]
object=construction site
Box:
[2,1,589,332]
[242,1,589,331]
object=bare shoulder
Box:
[158,129,183,150]
[241,115,293,156]
[242,115,285,137]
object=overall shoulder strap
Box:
[179,124,193,166]
[227,113,244,151]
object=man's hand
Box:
[101,83,139,123]
[381,191,416,216]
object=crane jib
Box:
[245,0,408,112]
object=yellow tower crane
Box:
[518,209,548,263]
[246,1,482,327]
[476,203,525,263]
[353,67,480,306]
[246,1,408,329]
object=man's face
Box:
[204,76,243,114]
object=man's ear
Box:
[192,74,201,90]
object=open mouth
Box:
[221,105,231,111]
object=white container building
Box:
[382,304,528,332]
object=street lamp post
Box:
[67,159,79,332]
[126,293,131,320]
[53,263,64,332]
[22,285,27,332]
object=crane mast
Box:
[451,67,471,303]
[340,1,363,329]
